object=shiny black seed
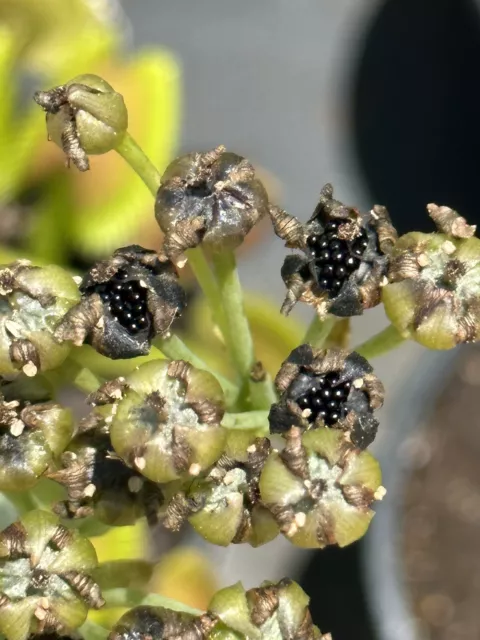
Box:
[317,249,331,263]
[336,265,347,278]
[332,251,345,263]
[345,256,359,270]
[324,221,339,233]
[326,412,340,425]
[294,369,350,426]
[331,279,343,291]
[320,388,331,400]
[319,277,331,289]
[326,372,341,385]
[321,264,335,276]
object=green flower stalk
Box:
[383,203,480,349]
[259,427,385,548]
[108,360,227,483]
[34,74,128,172]
[0,510,104,640]
[0,261,80,377]
[0,397,73,492]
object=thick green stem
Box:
[116,132,161,196]
[103,588,202,615]
[304,315,336,348]
[186,247,228,337]
[211,250,275,409]
[79,619,109,640]
[354,324,405,359]
[45,353,103,395]
[154,333,238,405]
[222,410,269,430]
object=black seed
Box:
[319,277,331,289]
[320,388,331,400]
[326,372,341,386]
[321,264,335,276]
[317,249,331,263]
[324,221,339,233]
[332,251,345,263]
[336,265,347,278]
[331,279,343,291]
[345,256,359,270]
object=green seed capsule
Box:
[259,427,385,549]
[34,75,128,172]
[207,579,329,639]
[0,398,73,492]
[0,511,104,640]
[0,262,80,376]
[109,360,226,483]
[383,203,480,349]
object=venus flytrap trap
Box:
[0,72,474,639]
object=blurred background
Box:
[1,0,480,638]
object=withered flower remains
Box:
[155,146,269,262]
[259,428,385,549]
[0,262,80,377]
[0,511,104,640]
[34,74,128,172]
[0,397,73,491]
[164,438,278,547]
[55,245,186,359]
[269,345,384,449]
[271,183,397,318]
[109,360,226,483]
[383,203,480,349]
[48,396,163,526]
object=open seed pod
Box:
[383,203,480,349]
[108,360,226,483]
[0,397,73,491]
[270,183,397,318]
[164,438,278,547]
[0,261,80,377]
[55,245,186,360]
[269,344,384,449]
[0,511,104,640]
[259,427,385,549]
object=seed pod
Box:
[0,510,104,640]
[207,578,329,639]
[155,146,269,263]
[259,427,385,549]
[165,438,278,547]
[0,261,80,376]
[108,605,212,640]
[55,246,186,360]
[109,360,226,483]
[268,344,384,449]
[383,203,480,349]
[0,397,73,491]
[270,184,397,318]
[48,403,163,526]
[34,74,128,172]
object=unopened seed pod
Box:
[0,511,103,640]
[109,360,226,483]
[155,146,269,263]
[55,246,186,360]
[207,579,329,639]
[383,203,480,349]
[259,428,385,549]
[108,605,211,640]
[34,74,128,171]
[270,183,397,318]
[0,261,80,376]
[48,403,163,526]
[0,398,73,491]
[269,344,384,449]
[165,438,278,547]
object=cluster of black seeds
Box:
[88,270,150,335]
[296,371,352,426]
[306,221,369,296]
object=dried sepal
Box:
[271,184,397,318]
[208,578,329,639]
[155,146,269,263]
[34,75,128,172]
[0,262,80,376]
[259,428,384,549]
[0,511,103,640]
[165,438,278,547]
[269,345,384,449]
[384,205,480,349]
[0,397,73,491]
[55,246,186,359]
[109,360,226,483]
